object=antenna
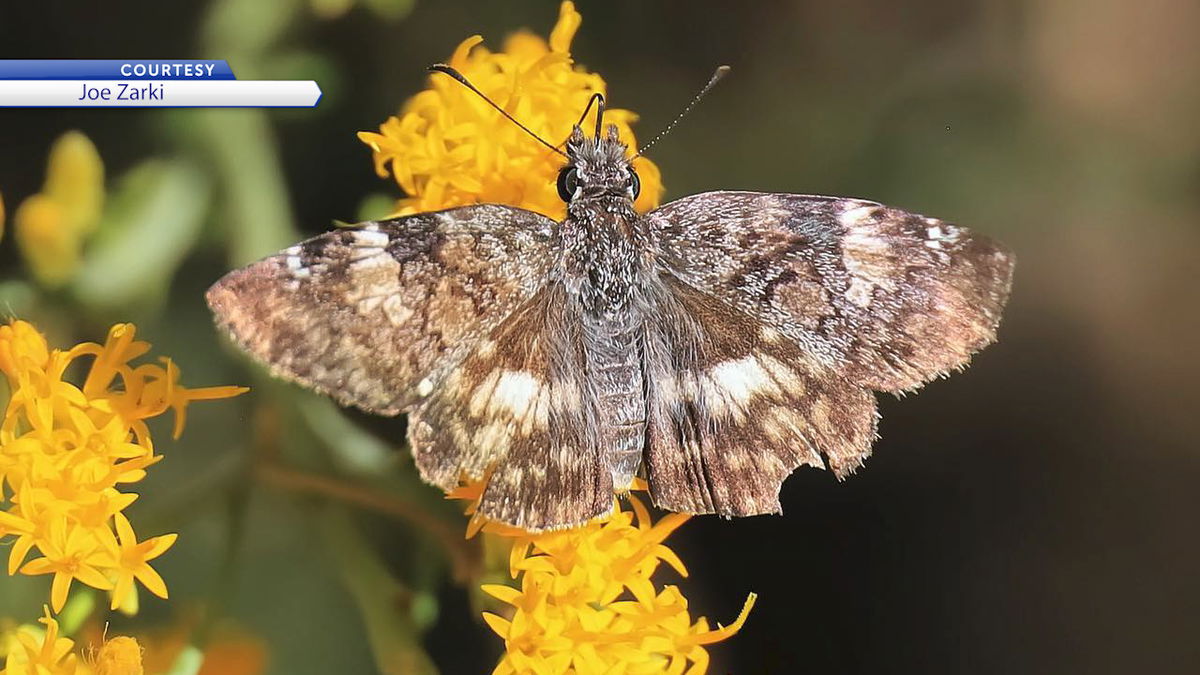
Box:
[427,64,567,157]
[574,92,606,138]
[548,92,608,154]
[633,65,730,158]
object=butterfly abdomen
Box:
[584,309,646,490]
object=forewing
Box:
[206,205,555,415]
[642,275,878,517]
[645,191,1014,392]
[409,282,613,531]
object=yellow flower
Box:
[91,635,143,675]
[13,131,104,288]
[0,607,80,675]
[0,613,147,675]
[0,320,247,613]
[76,617,264,675]
[19,517,115,615]
[13,195,77,288]
[453,482,755,675]
[100,513,177,611]
[358,1,664,220]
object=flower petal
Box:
[133,562,169,599]
[482,612,512,639]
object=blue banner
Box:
[0,60,235,80]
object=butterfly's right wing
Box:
[641,274,878,517]
[638,191,1013,516]
[645,191,1014,392]
[206,205,556,416]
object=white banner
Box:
[0,80,321,107]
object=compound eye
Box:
[557,166,580,202]
[629,169,641,200]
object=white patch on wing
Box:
[839,204,878,227]
[356,295,384,313]
[283,247,308,282]
[709,356,780,408]
[493,371,541,414]
[349,251,396,271]
[341,249,403,315]
[351,229,390,249]
[468,370,547,433]
[417,378,434,397]
[923,219,960,253]
[382,295,413,326]
[476,339,496,358]
[842,227,899,308]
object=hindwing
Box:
[643,275,878,516]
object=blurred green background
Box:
[2,0,1198,673]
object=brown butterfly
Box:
[207,66,1014,531]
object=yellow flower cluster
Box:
[0,320,247,613]
[1,607,82,675]
[0,607,145,675]
[358,1,664,220]
[453,483,755,675]
[11,132,104,288]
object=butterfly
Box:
[207,66,1014,531]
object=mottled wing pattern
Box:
[645,191,1015,392]
[409,282,614,530]
[206,205,555,415]
[641,276,878,516]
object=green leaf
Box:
[73,160,210,311]
[164,645,205,675]
[57,591,96,635]
[209,109,301,265]
[356,192,398,222]
[201,0,302,60]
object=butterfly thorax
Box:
[557,125,650,489]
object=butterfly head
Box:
[558,125,641,204]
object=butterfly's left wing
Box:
[645,191,1014,392]
[210,207,613,531]
[409,281,614,531]
[206,205,556,416]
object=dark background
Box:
[2,1,1198,673]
